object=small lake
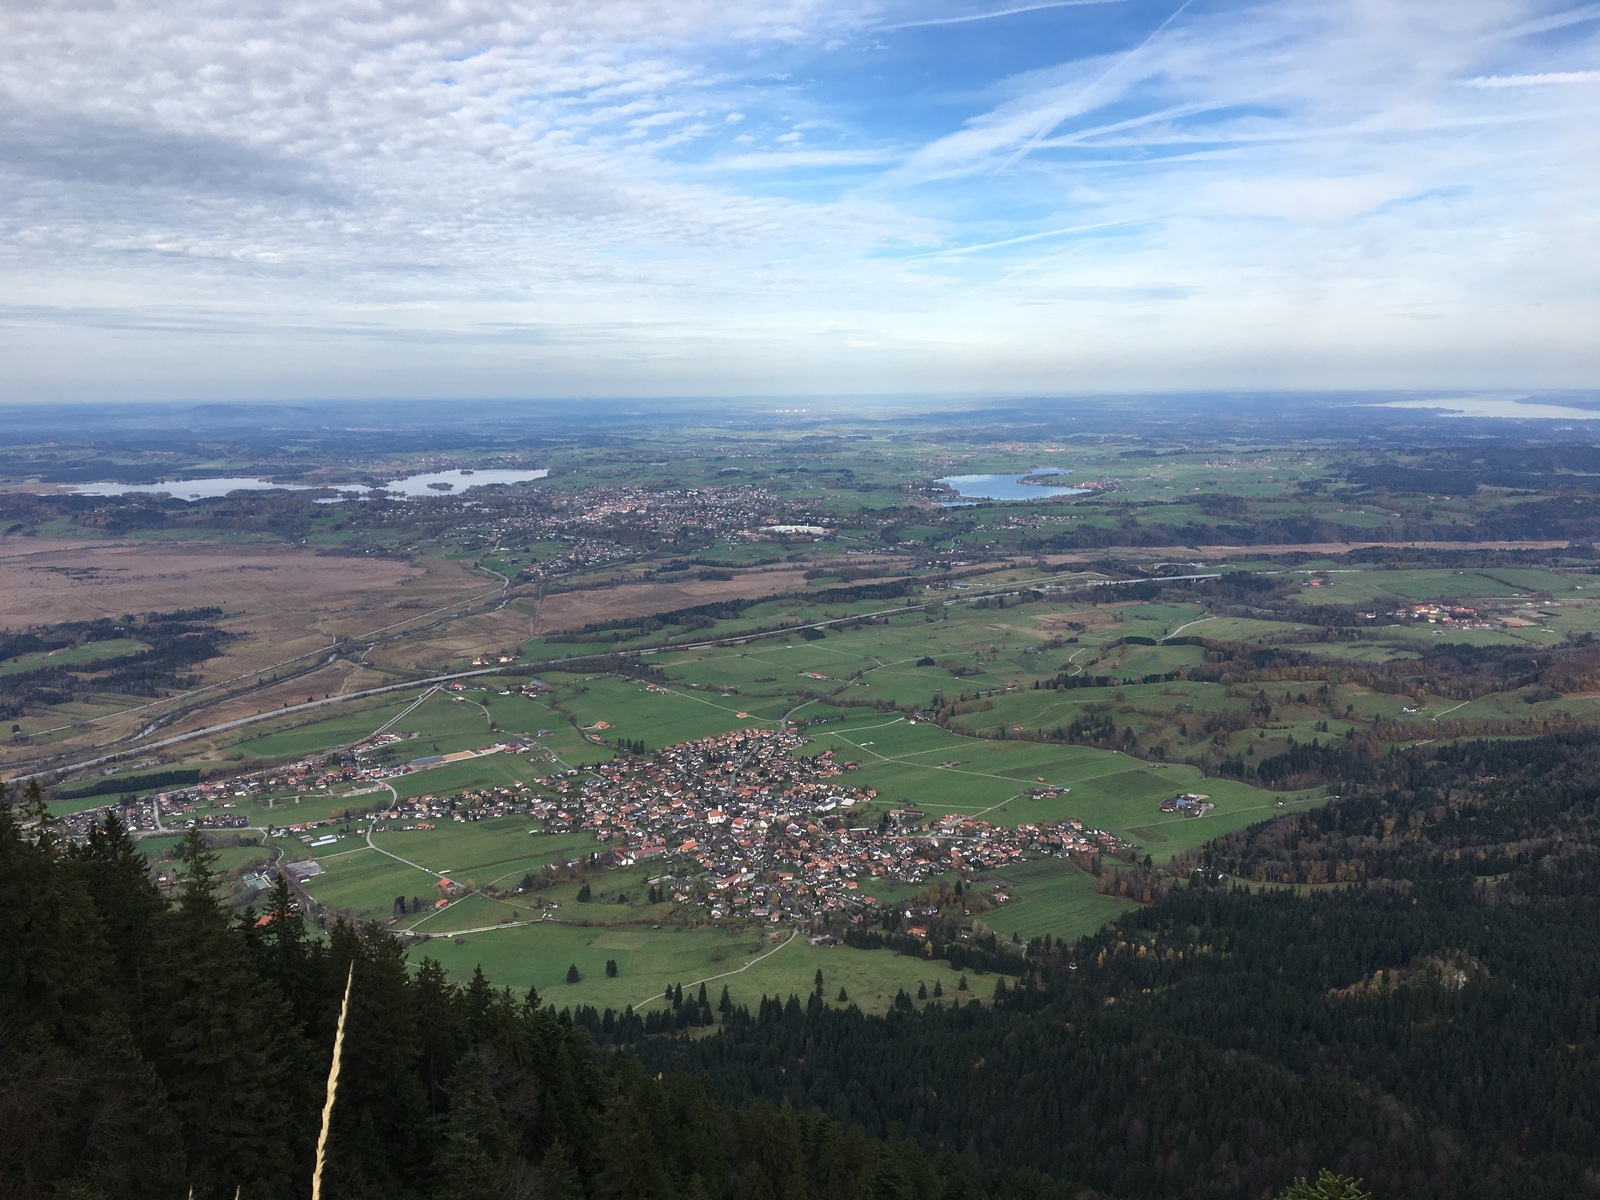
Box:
[1373,398,1600,420]
[58,468,549,502]
[937,468,1087,505]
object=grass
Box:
[414,921,972,1014]
[977,857,1135,942]
[387,753,532,801]
[0,637,150,676]
[228,694,423,759]
[548,674,776,748]
[375,822,601,885]
[302,853,428,921]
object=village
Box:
[547,727,1129,925]
[388,480,832,581]
[57,720,1129,930]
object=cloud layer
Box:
[1,0,1596,399]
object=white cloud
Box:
[1467,70,1600,84]
[0,0,1595,399]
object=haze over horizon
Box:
[3,0,1597,402]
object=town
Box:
[56,717,1129,930]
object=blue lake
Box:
[937,469,1087,505]
[58,467,549,502]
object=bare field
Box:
[0,538,433,626]
[1039,539,1570,567]
[0,539,491,669]
[532,565,821,634]
[0,538,495,768]
[370,605,537,671]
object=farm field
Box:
[30,491,1600,1034]
[0,637,150,676]
[798,709,1319,859]
[227,693,422,759]
[542,673,779,748]
[978,857,1136,943]
[415,921,970,1015]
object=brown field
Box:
[532,565,822,634]
[1039,540,1570,567]
[0,537,436,624]
[366,601,539,672]
[0,537,500,769]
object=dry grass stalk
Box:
[311,963,355,1200]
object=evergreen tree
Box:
[430,1051,520,1200]
[145,827,300,1198]
[1278,1172,1372,1200]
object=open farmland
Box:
[28,442,1600,1040]
[413,920,968,1015]
[0,536,497,769]
[532,565,821,634]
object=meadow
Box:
[72,549,1600,1020]
[414,920,973,1015]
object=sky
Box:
[1,0,1597,401]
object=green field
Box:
[228,694,423,759]
[0,637,149,676]
[83,545,1600,1018]
[977,857,1136,942]
[415,921,974,1014]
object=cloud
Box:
[0,0,1596,399]
[1466,70,1600,85]
[0,106,340,202]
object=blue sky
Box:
[1,0,1596,400]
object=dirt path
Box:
[630,929,800,1010]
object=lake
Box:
[937,468,1087,504]
[1373,398,1600,420]
[56,468,549,502]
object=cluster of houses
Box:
[546,727,1127,924]
[53,728,535,844]
[1159,792,1215,818]
[411,482,830,581]
[368,783,541,833]
[54,715,1129,934]
[1369,603,1494,628]
[554,484,784,539]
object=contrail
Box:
[882,0,1129,31]
[996,0,1195,174]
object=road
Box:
[365,801,448,880]
[12,559,519,763]
[9,668,506,783]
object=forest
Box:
[648,732,1600,1199]
[12,729,1596,1197]
[0,785,1089,1200]
[0,610,230,722]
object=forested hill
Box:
[656,733,1600,1200]
[11,731,1600,1200]
[0,787,1085,1200]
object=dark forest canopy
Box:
[11,729,1600,1199]
[0,781,1086,1200]
[646,733,1600,1200]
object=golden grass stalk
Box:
[311,963,354,1200]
